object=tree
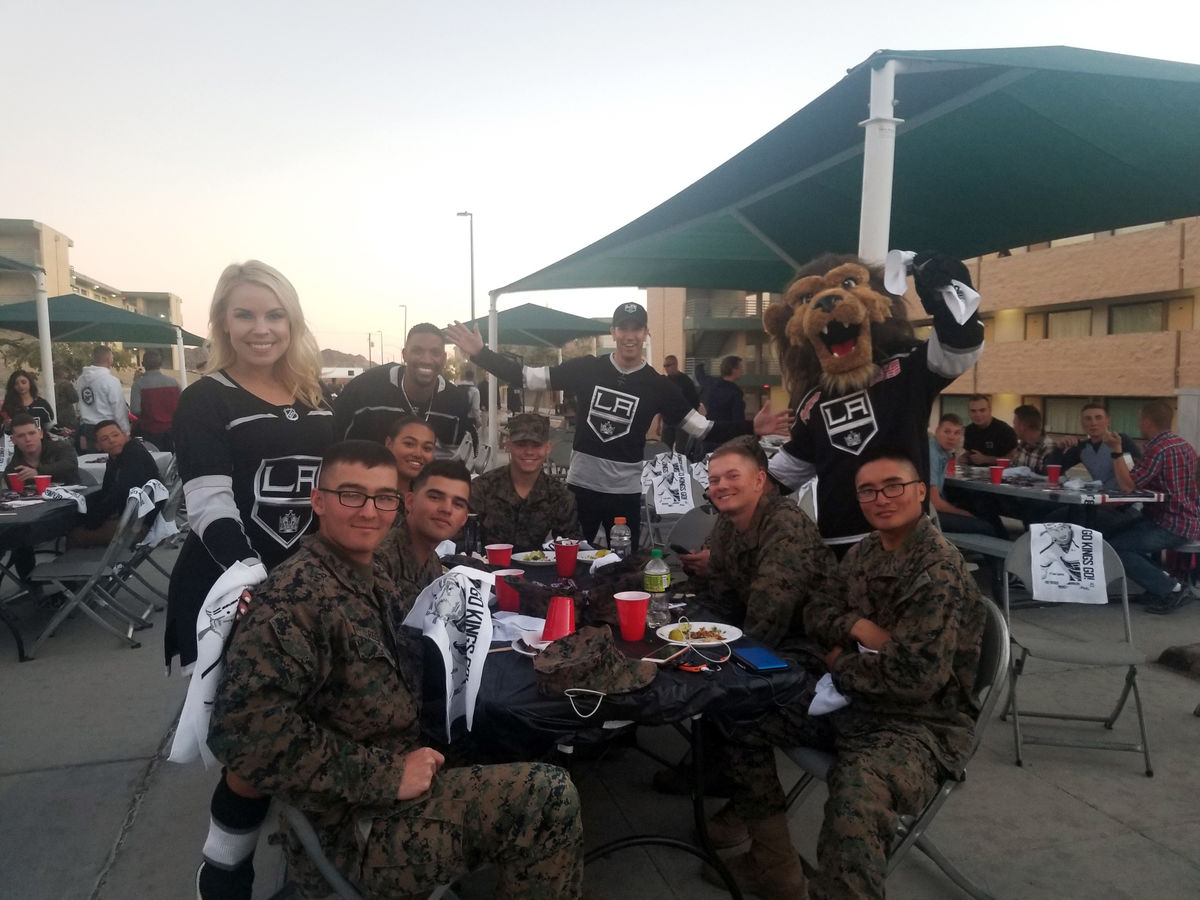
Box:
[0,337,138,376]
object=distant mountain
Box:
[321,348,372,367]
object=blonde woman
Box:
[164,260,332,900]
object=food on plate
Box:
[594,549,609,557]
[688,625,725,642]
[523,550,547,561]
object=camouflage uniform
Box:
[209,535,584,899]
[723,516,986,899]
[470,465,581,550]
[693,492,835,652]
[377,525,445,622]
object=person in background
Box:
[458,365,482,429]
[1105,399,1200,615]
[207,441,584,899]
[3,413,80,578]
[165,260,333,900]
[76,346,130,451]
[928,413,1005,537]
[1009,405,1057,475]
[962,394,1016,465]
[53,364,80,432]
[383,414,437,513]
[131,349,181,451]
[2,369,55,431]
[68,420,159,548]
[1050,402,1142,489]
[470,413,581,550]
[701,355,746,452]
[660,354,700,452]
[333,323,477,458]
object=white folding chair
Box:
[1001,529,1153,775]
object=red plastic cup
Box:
[614,591,650,642]
[485,543,513,566]
[946,455,956,477]
[554,540,579,577]
[541,595,576,642]
[34,475,51,495]
[492,569,524,613]
[1046,464,1062,485]
[6,474,23,492]
[989,466,1004,484]
[997,458,1011,469]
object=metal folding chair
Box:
[665,505,718,555]
[784,597,1009,900]
[1001,529,1153,775]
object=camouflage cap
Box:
[534,624,656,697]
[507,413,550,444]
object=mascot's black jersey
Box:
[165,372,333,668]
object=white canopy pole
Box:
[487,289,500,453]
[857,59,903,265]
[34,271,55,418]
[175,325,188,387]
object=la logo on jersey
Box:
[252,455,322,547]
[820,390,878,456]
[587,385,639,442]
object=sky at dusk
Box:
[4,0,1198,360]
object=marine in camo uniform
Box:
[470,413,582,550]
[708,449,986,899]
[209,443,584,899]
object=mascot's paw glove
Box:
[913,253,972,315]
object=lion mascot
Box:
[764,251,983,552]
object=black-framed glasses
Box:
[318,488,403,511]
[855,480,922,504]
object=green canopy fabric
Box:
[0,293,206,345]
[496,46,1200,295]
[464,302,610,347]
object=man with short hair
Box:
[4,413,79,484]
[76,345,130,450]
[130,349,180,451]
[660,355,700,452]
[962,394,1016,465]
[1009,405,1057,475]
[208,441,584,898]
[928,413,1004,537]
[333,324,477,458]
[707,448,986,899]
[470,413,581,550]
[68,420,160,547]
[1050,402,1141,489]
[702,355,747,452]
[1105,400,1200,614]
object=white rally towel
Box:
[0,433,13,473]
[885,249,980,325]
[643,451,695,515]
[403,565,494,741]
[40,486,88,512]
[1029,523,1107,604]
[168,560,269,766]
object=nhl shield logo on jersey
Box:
[282,407,299,421]
[587,385,639,443]
[251,455,322,547]
[820,390,878,456]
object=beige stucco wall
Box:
[644,286,686,368]
[0,220,74,302]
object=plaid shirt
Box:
[1011,433,1057,475]
[1130,431,1200,541]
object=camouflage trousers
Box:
[723,709,940,900]
[312,762,583,899]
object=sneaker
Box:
[1144,586,1195,615]
[196,860,254,900]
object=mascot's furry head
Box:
[764,253,916,400]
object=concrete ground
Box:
[3,534,1200,899]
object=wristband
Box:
[1111,451,1123,458]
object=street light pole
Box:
[457,211,475,323]
[398,304,408,343]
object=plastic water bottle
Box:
[609,517,632,559]
[644,549,671,628]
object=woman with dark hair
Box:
[384,413,437,495]
[2,370,55,430]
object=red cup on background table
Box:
[614,591,651,641]
[1046,464,1062,485]
[6,474,23,492]
[946,455,956,477]
[989,466,1004,484]
[492,569,524,613]
[997,458,1011,469]
[554,539,579,577]
[33,475,51,495]
[485,543,513,566]
[541,595,576,642]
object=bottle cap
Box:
[651,549,663,558]
[614,517,626,524]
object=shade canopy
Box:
[496,46,1200,296]
[0,293,206,346]
[464,302,610,347]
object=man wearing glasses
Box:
[209,441,584,899]
[707,448,985,899]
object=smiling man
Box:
[208,441,584,899]
[470,413,580,550]
[447,302,790,550]
[333,323,477,457]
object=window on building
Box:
[1110,301,1164,335]
[1047,309,1091,339]
[940,395,970,422]
[1108,397,1161,435]
[1043,398,1083,434]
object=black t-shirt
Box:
[964,418,1017,457]
[332,364,476,455]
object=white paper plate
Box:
[512,550,557,567]
[511,629,551,656]
[578,549,615,562]
[656,622,742,646]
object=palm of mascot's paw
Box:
[782,262,893,392]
